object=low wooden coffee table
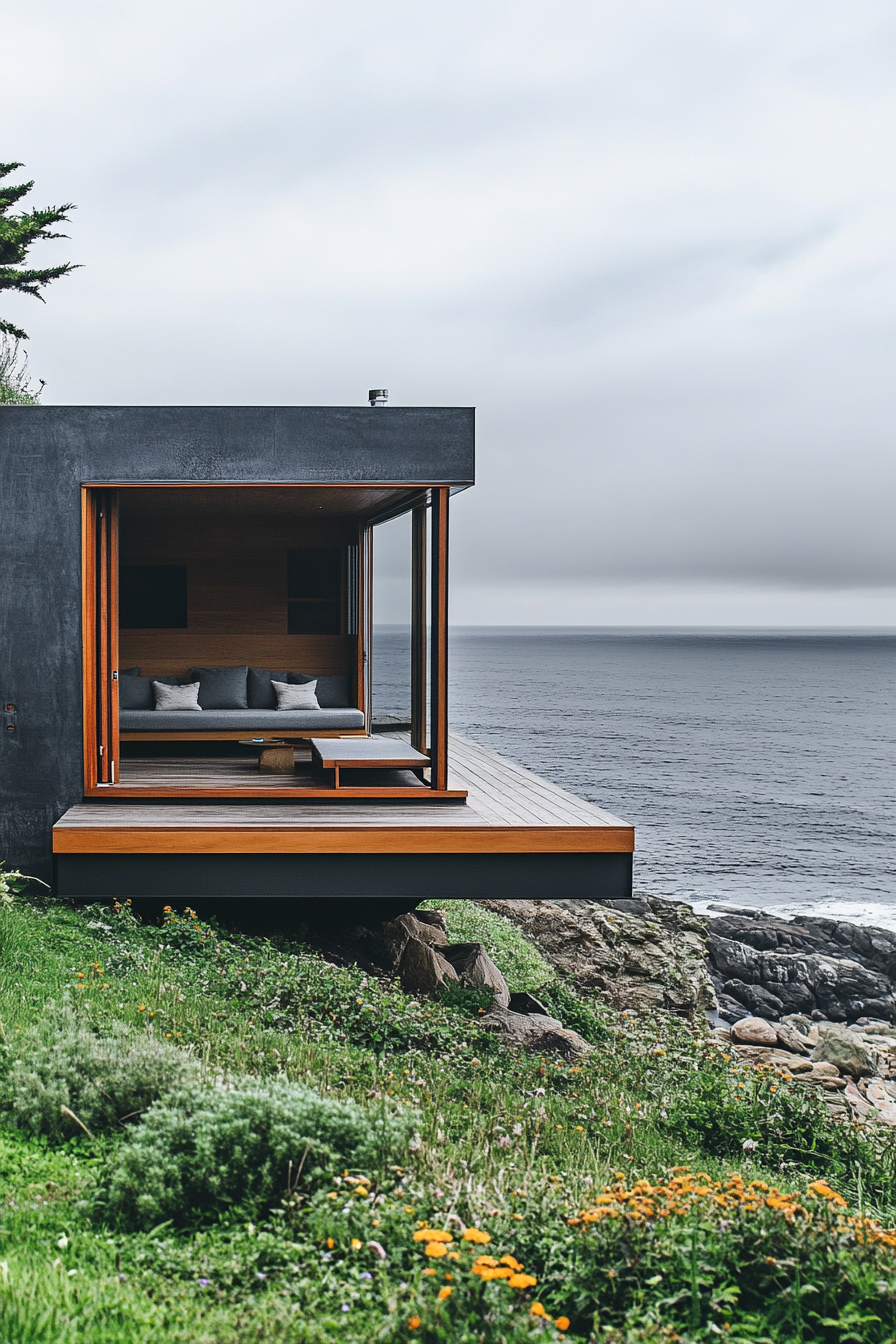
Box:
[238,739,296,774]
[309,737,430,789]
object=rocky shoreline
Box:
[706,906,896,1024]
[300,891,896,1128]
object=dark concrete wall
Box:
[0,407,474,878]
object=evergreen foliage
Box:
[0,161,78,340]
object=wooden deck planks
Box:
[54,732,634,856]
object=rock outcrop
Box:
[478,1007,591,1060]
[302,908,589,1058]
[478,895,717,1017]
[707,912,896,1024]
[712,1012,896,1124]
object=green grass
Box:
[1,891,896,1342]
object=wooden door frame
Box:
[79,481,463,799]
[410,503,427,755]
[81,486,120,790]
[429,488,449,791]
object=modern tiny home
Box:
[0,405,634,906]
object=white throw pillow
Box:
[152,681,202,711]
[272,679,320,710]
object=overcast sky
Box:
[4,0,895,624]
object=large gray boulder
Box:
[731,1016,778,1046]
[811,1024,875,1079]
[439,941,510,1008]
[397,937,459,996]
[480,1007,592,1060]
[478,895,716,1017]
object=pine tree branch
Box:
[0,318,29,340]
[0,263,79,297]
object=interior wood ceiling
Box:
[118,486,423,521]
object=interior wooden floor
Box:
[118,749,427,792]
[54,733,634,856]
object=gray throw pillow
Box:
[288,671,351,708]
[247,667,289,710]
[153,681,202,711]
[272,679,320,710]
[189,666,249,710]
[119,676,154,710]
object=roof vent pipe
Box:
[368,389,388,407]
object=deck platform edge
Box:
[52,825,635,856]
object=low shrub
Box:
[97,1078,415,1229]
[1,1001,199,1141]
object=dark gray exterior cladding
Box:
[0,406,475,880]
[0,405,475,486]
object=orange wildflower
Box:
[437,1286,452,1300]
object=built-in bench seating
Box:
[119,666,366,738]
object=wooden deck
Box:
[53,733,633,856]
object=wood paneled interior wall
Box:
[119,508,355,681]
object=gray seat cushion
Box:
[120,708,365,732]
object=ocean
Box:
[372,628,896,928]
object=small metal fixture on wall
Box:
[368,389,388,407]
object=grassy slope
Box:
[1,894,895,1344]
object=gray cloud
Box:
[2,0,894,619]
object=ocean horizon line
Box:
[374,623,896,636]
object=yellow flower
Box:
[508,1273,537,1288]
[408,1316,421,1330]
[461,1228,491,1244]
[472,1256,498,1269]
[355,1187,370,1198]
[327,1238,335,1249]
[555,1316,571,1331]
[351,1239,362,1250]
[478,1267,513,1281]
[446,1251,461,1260]
[424,1243,448,1258]
[500,1255,523,1271]
[530,1302,549,1319]
[414,1229,452,1243]
[421,1268,436,1277]
[437,1286,452,1300]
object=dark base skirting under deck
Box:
[54,850,633,903]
